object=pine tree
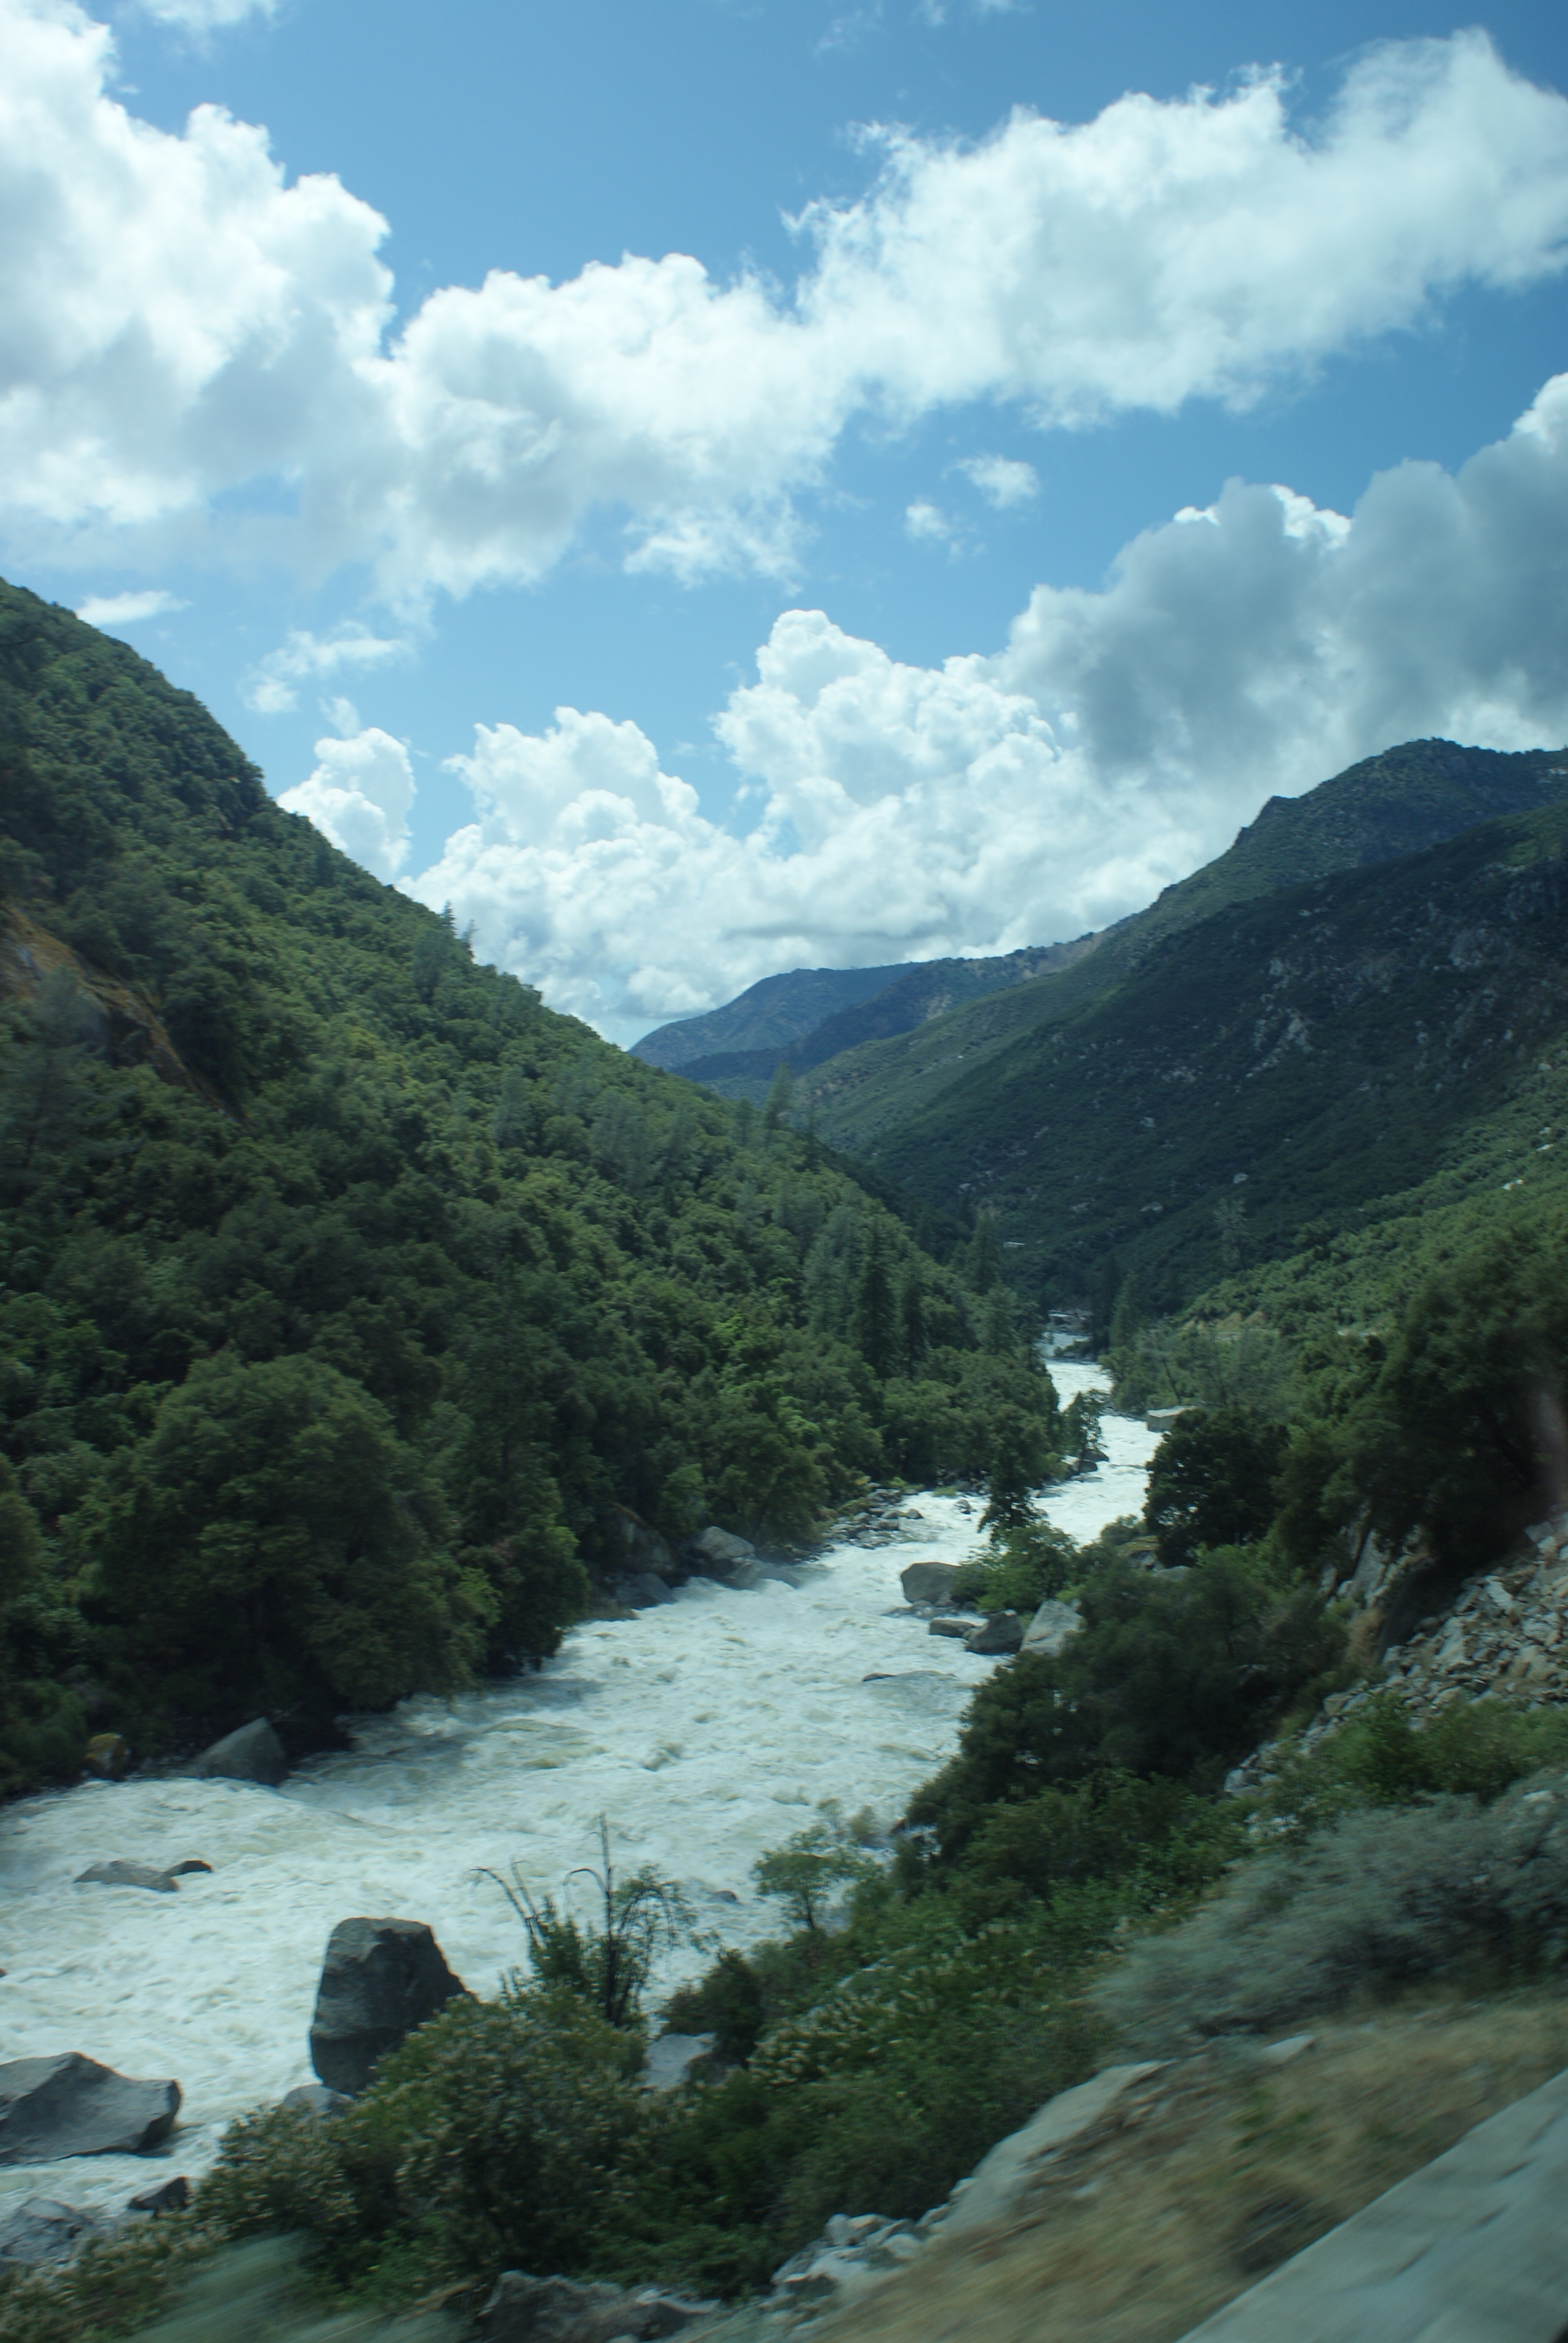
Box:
[852,1227,897,1378]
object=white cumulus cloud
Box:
[134,0,276,31]
[2,10,1566,597]
[241,624,410,715]
[278,727,416,880]
[76,586,186,626]
[904,499,952,543]
[371,373,1568,1043]
[957,453,1039,508]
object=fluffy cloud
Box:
[76,586,186,625]
[2,7,1566,596]
[241,624,410,715]
[278,727,415,880]
[904,499,952,543]
[398,373,1568,1043]
[957,453,1039,508]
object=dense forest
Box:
[0,580,1060,1791]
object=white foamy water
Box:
[0,1364,1155,2214]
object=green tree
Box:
[0,1454,42,1612]
[852,1228,897,1378]
[763,1063,795,1143]
[897,1267,928,1374]
[96,1352,488,1725]
[1143,1407,1289,1566]
[479,1818,692,2028]
[753,1804,878,1933]
[981,1407,1050,1530]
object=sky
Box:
[5,0,1568,1044]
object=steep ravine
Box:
[0,1365,1157,2221]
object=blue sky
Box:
[5,0,1568,1038]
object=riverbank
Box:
[0,1367,1157,2220]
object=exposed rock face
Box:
[612,1505,680,1583]
[195,1718,288,1786]
[900,1562,961,1605]
[0,2055,180,2164]
[686,1525,757,1579]
[964,1610,1024,1655]
[309,1919,469,2094]
[611,1571,675,1608]
[477,2272,719,2342]
[279,2084,351,2120]
[0,2197,114,2268]
[927,1617,972,1640]
[126,2176,190,2214]
[1022,1598,1082,1657]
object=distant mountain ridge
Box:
[632,939,1096,1095]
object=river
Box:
[0,1363,1157,2215]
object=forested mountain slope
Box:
[869,797,1568,1321]
[797,740,1568,1154]
[0,580,1058,1791]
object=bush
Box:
[1266,1690,1568,1826]
[1097,1769,1568,2052]
[910,1552,1344,1854]
[950,1516,1077,1615]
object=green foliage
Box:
[1265,1691,1568,1830]
[0,578,1061,1777]
[479,1819,692,2027]
[753,1802,879,1932]
[910,1551,1345,1856]
[1143,1407,1289,1567]
[950,1514,1077,1614]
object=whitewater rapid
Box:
[0,1363,1155,2214]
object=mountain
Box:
[794,740,1568,1155]
[0,578,1058,1790]
[871,794,1568,1320]
[631,940,1093,1089]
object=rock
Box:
[1146,1406,1198,1432]
[0,2196,114,2268]
[195,1718,287,1786]
[940,2062,1165,2237]
[642,2033,720,2092]
[127,2175,190,2214]
[612,1572,675,1608]
[309,1918,469,2094]
[279,2084,351,2119]
[927,1617,972,1639]
[686,1525,757,1581]
[1022,1598,1082,1657]
[477,2271,719,2342]
[611,1504,679,1583]
[900,1562,962,1605]
[82,1733,130,1781]
[75,1860,178,1893]
[965,1610,1024,1655]
[0,2054,181,2164]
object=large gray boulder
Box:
[195,1719,287,1786]
[1022,1598,1082,1657]
[478,2272,718,2342]
[687,1525,757,1580]
[900,1562,962,1605]
[0,2055,181,2164]
[612,1505,679,1581]
[0,2196,114,2268]
[964,1610,1024,1656]
[613,1571,675,1608]
[309,1919,469,2094]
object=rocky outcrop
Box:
[75,1858,212,1893]
[965,1610,1024,1655]
[477,2272,719,2342]
[0,2054,180,2163]
[195,1718,288,1786]
[685,1527,758,1581]
[279,2084,351,2119]
[611,1504,680,1583]
[309,1918,469,2094]
[900,1562,961,1605]
[1022,1598,1082,1657]
[609,1571,675,1608]
[82,1733,130,1781]
[927,1616,973,1639]
[0,2197,114,2269]
[1228,1506,1568,1795]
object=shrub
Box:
[1143,1407,1289,1566]
[1097,1769,1568,2052]
[1266,1691,1568,1826]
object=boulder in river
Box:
[0,2196,114,2269]
[75,1858,212,1894]
[309,1918,469,2094]
[195,1717,288,1786]
[964,1610,1024,1656]
[900,1562,961,1605]
[612,1504,679,1582]
[0,2054,181,2164]
[686,1525,757,1579]
[82,1733,131,1782]
[478,2272,720,2342]
[279,2083,352,2120]
[612,1571,675,1608]
[127,2175,190,2214]
[927,1616,972,1640]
